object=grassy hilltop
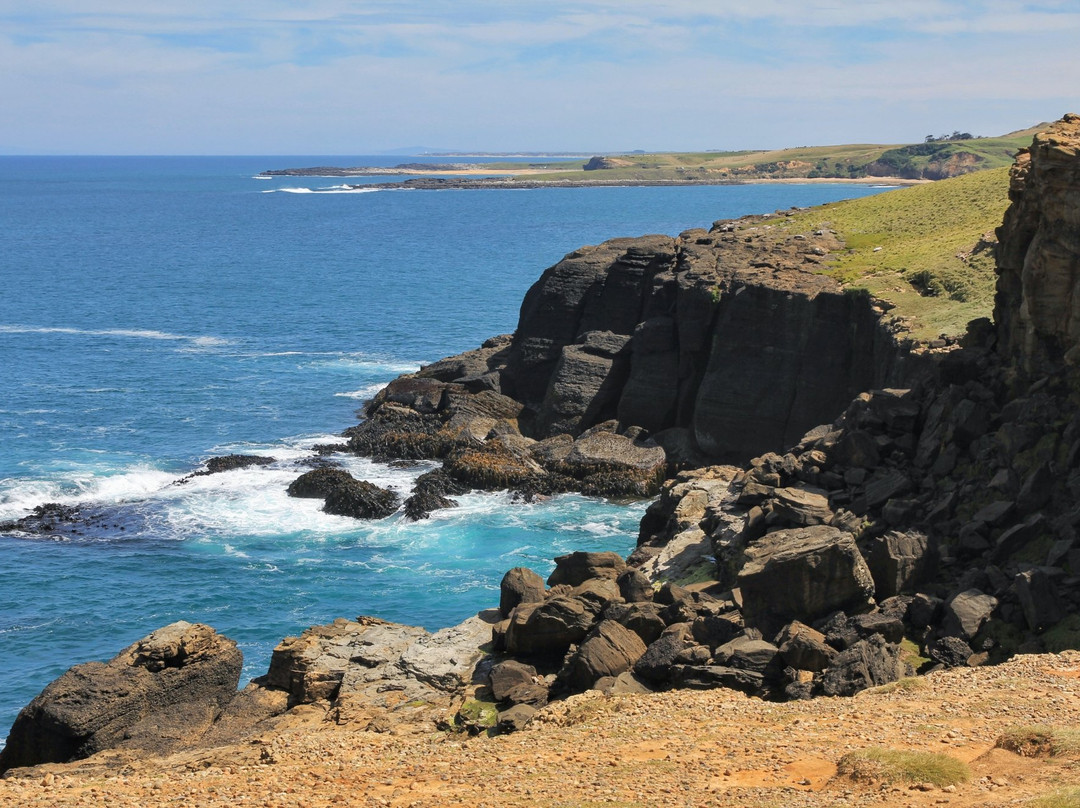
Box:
[780,165,1014,340]
[489,127,1038,184]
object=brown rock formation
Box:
[995,113,1080,372]
[0,623,244,773]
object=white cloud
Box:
[1,0,1078,152]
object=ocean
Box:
[0,155,890,739]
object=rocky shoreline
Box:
[3,114,1080,782]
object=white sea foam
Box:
[261,186,382,195]
[0,466,177,521]
[320,355,421,374]
[0,325,230,347]
[334,383,386,400]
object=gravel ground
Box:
[3,652,1080,808]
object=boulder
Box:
[402,468,467,520]
[928,635,975,668]
[776,621,837,673]
[713,636,781,675]
[561,620,648,692]
[818,635,905,697]
[500,567,547,617]
[322,478,400,519]
[504,597,598,657]
[496,704,537,733]
[0,622,242,773]
[203,454,275,474]
[547,551,626,587]
[867,530,932,598]
[737,525,876,635]
[605,602,667,646]
[769,487,833,527]
[287,467,356,498]
[634,625,692,683]
[1014,568,1066,631]
[616,569,654,602]
[691,612,743,651]
[670,665,765,694]
[489,660,538,702]
[941,589,998,640]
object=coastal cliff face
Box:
[443,219,907,464]
[995,113,1080,373]
[503,227,903,459]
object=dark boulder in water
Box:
[201,454,275,474]
[287,467,357,498]
[323,478,399,519]
[402,468,467,520]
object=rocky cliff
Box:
[995,113,1080,373]
[342,212,916,508]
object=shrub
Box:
[836,748,971,787]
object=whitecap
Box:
[0,465,177,521]
[0,324,230,347]
[334,383,386,400]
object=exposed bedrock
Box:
[995,113,1080,374]
[346,217,913,502]
[493,227,907,458]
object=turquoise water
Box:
[0,156,890,739]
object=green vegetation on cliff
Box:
[777,166,1013,340]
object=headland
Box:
[3,114,1080,808]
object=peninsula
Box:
[258,127,1039,188]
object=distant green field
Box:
[776,166,1013,339]
[499,128,1038,183]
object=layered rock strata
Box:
[344,214,912,505]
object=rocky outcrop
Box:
[264,612,498,724]
[340,214,913,504]
[0,623,244,773]
[995,113,1080,373]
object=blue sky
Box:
[1,0,1078,154]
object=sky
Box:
[1,1,1079,154]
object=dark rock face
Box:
[287,468,399,519]
[322,479,399,519]
[0,622,243,773]
[341,217,909,501]
[818,635,906,697]
[402,468,466,520]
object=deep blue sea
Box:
[0,155,891,741]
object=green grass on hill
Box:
[499,131,1033,183]
[776,166,1013,340]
